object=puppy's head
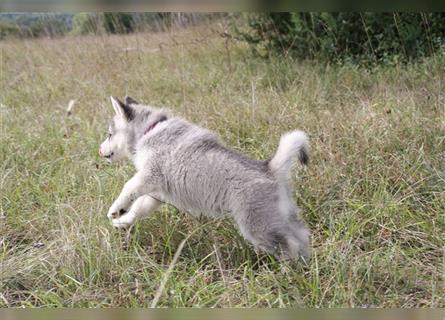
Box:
[99,96,137,162]
[99,96,169,163]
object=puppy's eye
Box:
[107,133,112,138]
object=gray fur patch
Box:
[124,95,139,106]
[103,97,311,260]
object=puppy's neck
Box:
[143,116,168,136]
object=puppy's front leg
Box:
[112,195,162,229]
[107,173,151,219]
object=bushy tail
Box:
[269,131,309,181]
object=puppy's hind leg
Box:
[112,195,161,229]
[235,212,310,261]
[234,211,284,258]
[279,215,311,261]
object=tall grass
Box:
[1,24,444,307]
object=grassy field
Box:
[1,25,444,307]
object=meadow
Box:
[1,25,444,307]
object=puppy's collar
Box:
[143,116,167,135]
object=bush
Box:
[29,18,68,38]
[70,13,101,35]
[71,13,135,36]
[236,13,445,63]
[0,21,24,40]
[0,15,68,39]
[103,13,134,34]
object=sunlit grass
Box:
[1,25,444,307]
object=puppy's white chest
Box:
[133,150,154,171]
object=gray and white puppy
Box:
[100,96,311,260]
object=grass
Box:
[1,25,444,307]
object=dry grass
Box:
[1,24,444,307]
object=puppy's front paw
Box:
[107,204,127,220]
[112,219,131,229]
[111,212,136,229]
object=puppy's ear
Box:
[124,95,139,106]
[110,96,134,121]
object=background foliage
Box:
[2,12,444,64]
[0,13,223,39]
[235,13,445,63]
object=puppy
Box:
[100,96,311,260]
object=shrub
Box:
[103,13,134,34]
[70,13,101,35]
[0,14,72,39]
[29,18,68,38]
[71,13,134,36]
[0,21,24,40]
[236,13,445,63]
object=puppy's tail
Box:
[269,131,309,181]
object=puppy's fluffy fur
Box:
[100,96,311,259]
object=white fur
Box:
[112,195,161,228]
[111,96,123,116]
[99,109,133,161]
[269,131,309,181]
[107,172,156,220]
[133,149,154,171]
